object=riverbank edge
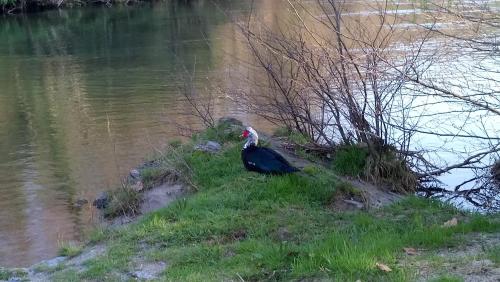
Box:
[1,0,151,15]
[1,118,499,281]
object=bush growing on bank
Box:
[332,145,369,177]
[103,187,142,218]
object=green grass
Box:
[58,242,83,258]
[0,267,26,280]
[487,245,500,264]
[430,275,464,282]
[140,167,165,188]
[332,145,369,176]
[43,134,500,281]
[103,187,142,218]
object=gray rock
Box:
[343,199,364,209]
[130,169,140,180]
[8,277,23,282]
[218,117,243,126]
[195,141,222,153]
[38,256,66,268]
[206,141,221,151]
[92,192,109,209]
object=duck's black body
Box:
[242,145,299,174]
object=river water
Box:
[0,1,263,267]
[0,0,498,267]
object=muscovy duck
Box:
[241,127,299,174]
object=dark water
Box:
[0,0,262,267]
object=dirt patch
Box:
[141,183,185,214]
[65,244,107,267]
[107,183,186,226]
[130,257,167,280]
[342,178,403,209]
[330,195,366,211]
[328,182,367,211]
[401,233,500,281]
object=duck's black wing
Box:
[242,146,299,174]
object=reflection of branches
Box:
[177,58,216,129]
[420,144,500,177]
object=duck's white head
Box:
[242,126,258,149]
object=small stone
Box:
[8,277,23,282]
[92,192,109,209]
[130,169,140,180]
[195,141,222,153]
[206,141,221,151]
[343,199,364,209]
[218,117,243,126]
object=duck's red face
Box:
[242,129,250,138]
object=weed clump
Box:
[140,167,166,189]
[364,149,418,193]
[332,145,369,176]
[103,187,142,218]
[58,242,83,258]
[330,143,417,193]
[0,268,26,280]
[329,181,366,211]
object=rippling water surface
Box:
[0,1,261,267]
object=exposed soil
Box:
[107,183,186,226]
[400,233,500,282]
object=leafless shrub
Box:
[234,0,433,192]
[232,0,499,205]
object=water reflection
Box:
[0,0,254,267]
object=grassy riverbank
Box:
[3,125,500,281]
